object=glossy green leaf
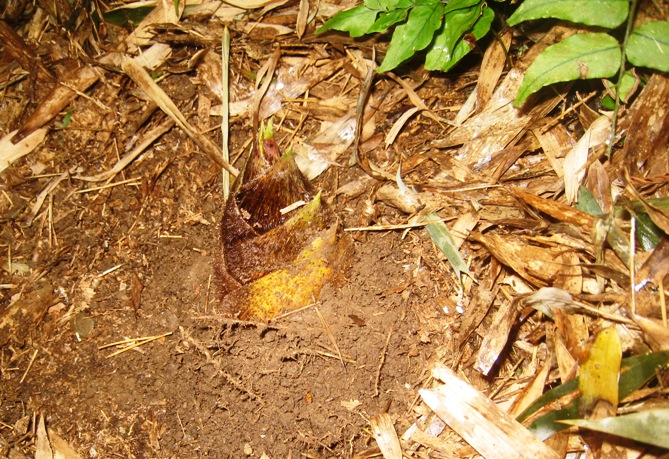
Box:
[316,5,378,37]
[635,212,661,251]
[365,0,413,11]
[426,5,493,72]
[368,9,409,34]
[518,351,669,440]
[515,33,621,106]
[423,214,474,283]
[627,21,669,72]
[377,0,444,72]
[443,0,484,15]
[561,409,669,448]
[424,4,482,70]
[507,0,628,28]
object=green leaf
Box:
[368,9,409,34]
[518,351,669,440]
[426,4,493,72]
[102,6,153,26]
[423,214,474,283]
[576,186,604,216]
[507,0,628,28]
[424,4,482,70]
[377,0,444,72]
[635,212,661,251]
[561,409,669,448]
[515,33,621,106]
[627,21,669,72]
[365,0,413,11]
[443,0,484,15]
[316,5,379,37]
[601,69,641,108]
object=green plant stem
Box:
[607,0,639,157]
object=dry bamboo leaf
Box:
[244,22,293,39]
[471,232,563,287]
[456,276,497,347]
[475,299,519,375]
[369,413,402,459]
[449,211,479,248]
[0,128,47,173]
[387,73,448,125]
[0,19,55,83]
[13,43,171,143]
[229,59,345,119]
[74,117,175,182]
[635,236,669,290]
[553,307,589,366]
[563,115,611,204]
[296,0,309,38]
[631,314,669,351]
[586,159,613,214]
[622,73,669,172]
[421,364,560,459]
[509,359,552,417]
[533,124,574,178]
[294,107,376,179]
[433,26,579,170]
[511,187,595,229]
[375,182,423,214]
[225,0,288,9]
[125,0,183,51]
[454,86,478,125]
[122,56,237,176]
[385,106,421,148]
[553,327,578,383]
[477,29,512,110]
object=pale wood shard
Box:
[0,128,48,174]
[420,364,560,459]
[369,413,403,459]
[474,299,519,375]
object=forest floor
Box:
[1,1,669,458]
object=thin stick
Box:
[100,332,172,357]
[271,302,316,321]
[76,178,142,193]
[630,216,636,315]
[346,218,452,232]
[374,328,392,397]
[607,0,639,156]
[661,280,667,328]
[221,26,231,200]
[315,307,345,369]
[20,349,38,384]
